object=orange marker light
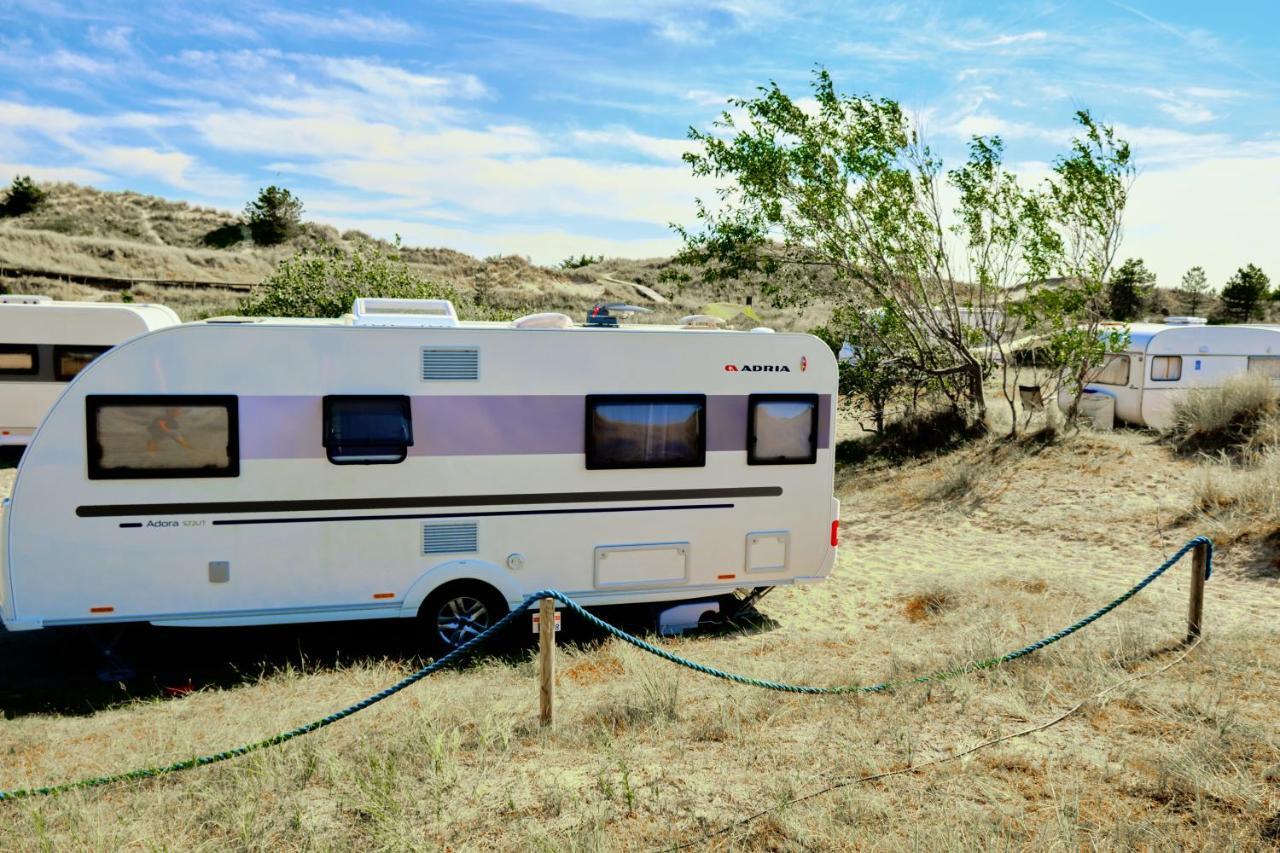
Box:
[89,606,115,614]
[372,592,395,600]
[717,574,736,580]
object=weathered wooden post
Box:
[538,598,555,728]
[1187,540,1208,643]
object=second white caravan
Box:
[1061,320,1280,429]
[1,300,839,652]
[0,295,181,447]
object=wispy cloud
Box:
[258,8,417,42]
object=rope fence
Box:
[0,536,1213,802]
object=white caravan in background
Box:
[1060,319,1280,429]
[1,299,839,653]
[0,295,181,447]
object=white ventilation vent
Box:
[421,347,479,381]
[423,522,478,555]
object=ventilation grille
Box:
[421,347,479,381]
[423,522,478,555]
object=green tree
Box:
[1175,266,1212,316]
[815,305,922,433]
[1106,258,1156,320]
[674,69,1132,433]
[1,175,47,217]
[1218,264,1271,323]
[244,185,303,246]
[241,238,464,318]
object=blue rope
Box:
[0,536,1212,801]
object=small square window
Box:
[54,345,109,381]
[586,395,706,469]
[1248,356,1280,379]
[87,395,239,480]
[1151,355,1182,382]
[0,344,38,375]
[749,394,818,465]
[323,395,413,464]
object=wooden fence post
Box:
[538,598,555,728]
[1187,541,1208,643]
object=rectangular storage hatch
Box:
[422,347,479,381]
[594,542,690,589]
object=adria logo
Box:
[724,364,791,372]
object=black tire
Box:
[417,582,508,658]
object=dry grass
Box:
[1168,373,1280,459]
[0,416,1277,849]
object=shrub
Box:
[1167,373,1280,457]
[561,254,603,269]
[239,238,508,321]
[1,175,47,217]
[244,185,303,246]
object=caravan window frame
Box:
[1247,356,1280,379]
[748,393,819,465]
[86,394,240,480]
[322,395,414,465]
[585,394,707,470]
[0,344,39,376]
[1090,353,1130,386]
[1150,355,1182,382]
[53,344,110,382]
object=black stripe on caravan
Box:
[198,502,735,528]
[79,486,782,519]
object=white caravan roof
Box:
[0,299,180,344]
[1117,322,1280,357]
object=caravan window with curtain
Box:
[1151,355,1182,381]
[586,395,706,469]
[0,344,38,375]
[1248,356,1280,379]
[1090,353,1130,386]
[54,345,110,381]
[749,394,818,465]
[87,395,239,479]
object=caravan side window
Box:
[1090,354,1130,386]
[323,396,413,464]
[749,394,818,465]
[87,395,239,480]
[585,395,706,469]
[1151,355,1182,382]
[1248,356,1280,379]
[0,344,38,376]
[54,345,109,381]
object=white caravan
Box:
[1,299,839,652]
[1060,319,1280,429]
[1,295,180,447]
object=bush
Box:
[244,185,303,246]
[561,254,603,269]
[1,175,47,217]
[835,407,982,466]
[240,239,507,321]
[1167,373,1280,457]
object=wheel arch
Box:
[397,559,523,619]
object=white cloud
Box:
[323,58,487,102]
[571,127,691,161]
[498,0,784,42]
[258,9,416,41]
[87,26,132,53]
[0,161,107,184]
[83,146,195,187]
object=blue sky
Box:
[1,1,1278,286]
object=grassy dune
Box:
[0,426,1276,849]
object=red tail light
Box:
[830,520,839,547]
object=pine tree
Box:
[244,186,303,245]
[1218,264,1270,323]
[1175,266,1212,316]
[1106,258,1156,321]
[1,175,47,217]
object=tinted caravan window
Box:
[323,395,413,464]
[586,395,705,469]
[88,395,239,479]
[749,394,818,465]
[0,344,38,376]
[54,345,110,381]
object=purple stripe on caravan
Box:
[239,394,832,459]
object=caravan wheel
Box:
[419,582,508,657]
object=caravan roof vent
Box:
[352,298,459,328]
[679,314,725,329]
[0,294,52,305]
[513,312,573,330]
[1165,316,1208,326]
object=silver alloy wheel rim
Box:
[435,595,491,648]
